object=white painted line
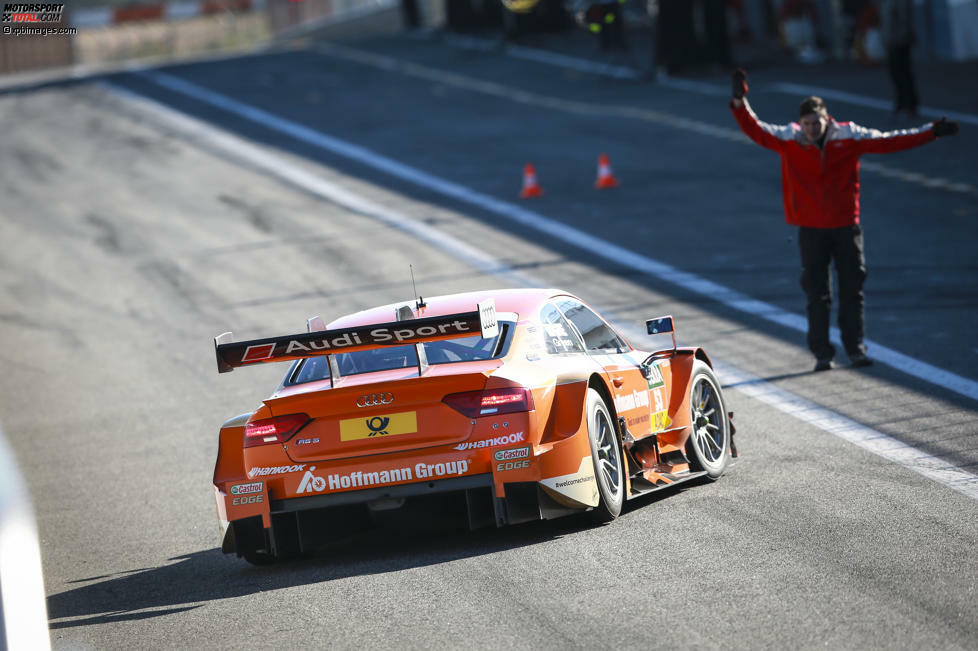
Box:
[441,31,647,83]
[104,82,537,288]
[315,43,974,198]
[435,32,978,127]
[439,33,497,52]
[274,0,398,41]
[771,82,978,126]
[103,79,978,502]
[654,74,731,96]
[507,44,640,80]
[772,83,894,111]
[714,362,978,500]
[133,70,978,404]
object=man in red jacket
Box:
[729,69,959,371]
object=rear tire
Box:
[585,388,624,521]
[242,550,276,566]
[685,360,731,480]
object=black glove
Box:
[933,117,959,138]
[732,69,748,100]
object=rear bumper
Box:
[221,473,580,558]
[216,404,599,558]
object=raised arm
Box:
[729,69,791,152]
[845,118,957,154]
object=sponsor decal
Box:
[646,363,665,389]
[613,389,650,413]
[496,459,530,472]
[650,387,672,432]
[296,460,471,494]
[339,411,417,441]
[242,343,276,362]
[627,413,650,428]
[540,457,599,508]
[543,323,567,337]
[248,464,305,477]
[555,475,594,488]
[217,314,486,372]
[543,322,577,353]
[494,446,530,462]
[454,431,525,451]
[414,460,469,479]
[652,410,673,432]
[230,482,262,496]
[232,494,264,505]
[297,467,328,493]
[525,325,543,361]
[283,320,474,355]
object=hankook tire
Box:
[585,388,624,521]
[685,360,731,479]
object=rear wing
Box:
[215,300,499,374]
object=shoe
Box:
[850,353,873,368]
[814,358,834,372]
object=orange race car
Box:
[212,289,736,564]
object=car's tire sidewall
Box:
[685,361,730,479]
[586,388,624,521]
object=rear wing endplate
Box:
[214,300,499,373]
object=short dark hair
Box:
[799,96,827,117]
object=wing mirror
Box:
[646,316,673,336]
[643,315,676,370]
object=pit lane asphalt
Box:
[108,34,978,385]
[0,33,976,650]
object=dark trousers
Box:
[798,225,868,361]
[887,44,919,113]
[598,3,627,51]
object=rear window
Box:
[287,324,510,385]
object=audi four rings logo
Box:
[357,393,394,408]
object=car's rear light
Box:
[244,413,310,448]
[442,388,534,418]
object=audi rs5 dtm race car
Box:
[212,289,736,564]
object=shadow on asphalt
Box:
[48,606,203,630]
[721,369,825,387]
[46,487,682,628]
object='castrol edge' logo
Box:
[493,446,529,462]
[230,482,262,495]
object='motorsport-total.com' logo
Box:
[2,3,64,22]
[2,2,74,34]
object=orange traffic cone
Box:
[594,153,619,189]
[520,163,544,199]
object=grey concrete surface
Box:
[0,30,976,650]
